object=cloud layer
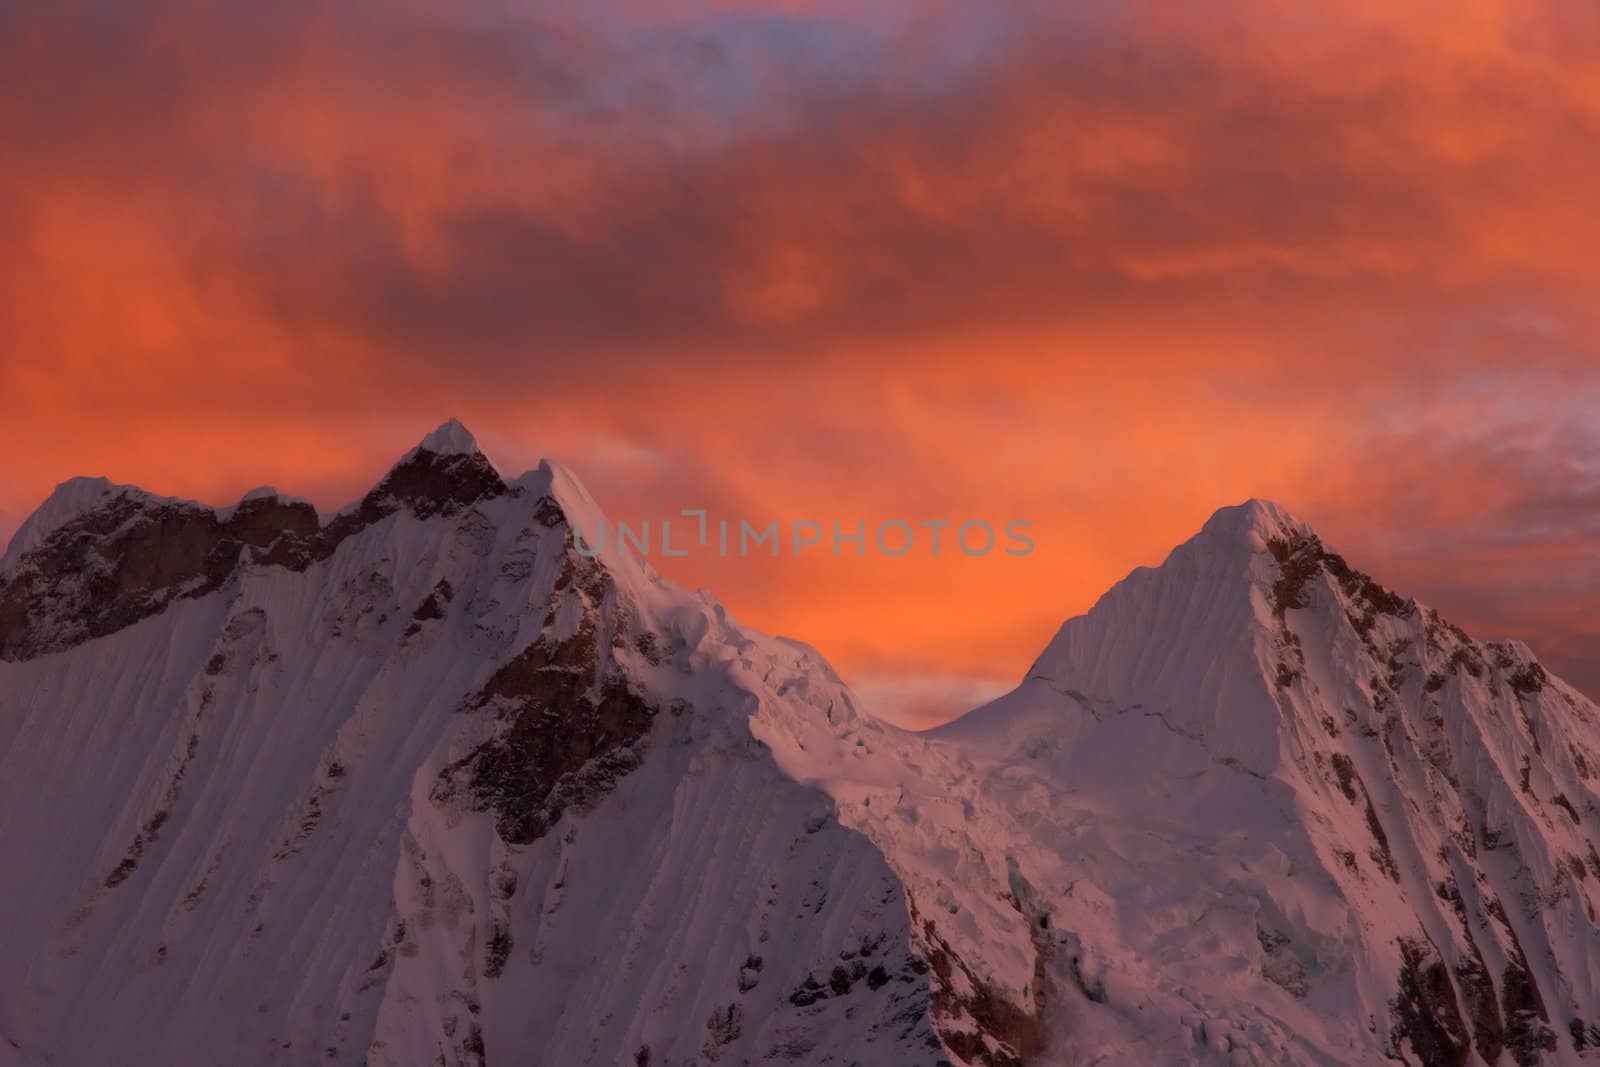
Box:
[3,0,1598,722]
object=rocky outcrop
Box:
[1263,518,1591,1067]
[0,427,968,1066]
[933,500,1600,1065]
[1391,937,1471,1067]
[431,619,658,846]
[0,444,504,661]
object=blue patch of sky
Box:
[529,1,1035,144]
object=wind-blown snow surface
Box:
[2,432,1598,1065]
[0,427,996,1066]
[935,501,1600,1065]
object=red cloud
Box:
[2,0,1597,718]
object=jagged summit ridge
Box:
[4,446,1599,1065]
[0,423,661,668]
[2,421,499,566]
[0,424,968,1066]
[0,422,530,660]
[0,476,180,576]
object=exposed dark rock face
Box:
[403,578,454,638]
[1,493,281,660]
[1501,954,1558,1066]
[1437,893,1506,1065]
[105,730,202,888]
[1331,752,1360,802]
[1324,752,1401,882]
[0,447,504,661]
[703,1002,743,1055]
[1265,526,1592,1067]
[430,552,657,846]
[258,449,505,570]
[1454,952,1505,1066]
[437,654,655,846]
[1266,531,1415,632]
[789,974,829,1007]
[1392,937,1470,1067]
[1363,792,1401,883]
[1256,926,1309,998]
[777,928,936,1057]
[483,921,513,978]
[908,900,1040,1067]
[228,493,322,547]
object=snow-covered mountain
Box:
[933,500,1600,1065]
[1,423,1596,1066]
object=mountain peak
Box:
[1,421,515,656]
[950,497,1345,756]
[417,417,479,457]
[365,420,505,524]
[374,419,499,496]
[1196,497,1313,551]
[1,476,180,578]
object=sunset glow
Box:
[3,0,1598,723]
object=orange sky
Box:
[2,0,1598,724]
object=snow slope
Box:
[0,425,967,1066]
[933,500,1600,1065]
[2,435,1598,1066]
